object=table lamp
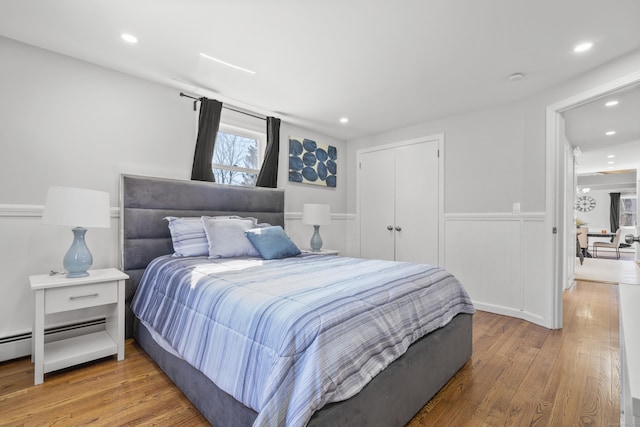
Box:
[302,203,330,251]
[42,186,111,278]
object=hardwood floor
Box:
[0,281,619,426]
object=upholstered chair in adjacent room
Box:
[593,228,622,259]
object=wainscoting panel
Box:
[520,219,548,324]
[444,213,547,327]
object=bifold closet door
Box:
[394,141,438,265]
[359,140,439,264]
[360,148,396,261]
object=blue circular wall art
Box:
[288,137,337,187]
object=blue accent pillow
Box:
[245,226,301,260]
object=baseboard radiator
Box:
[0,318,105,363]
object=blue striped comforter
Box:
[132,254,475,426]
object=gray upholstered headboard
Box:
[119,174,285,337]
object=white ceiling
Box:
[1,0,640,142]
[564,83,640,175]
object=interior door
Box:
[360,148,396,261]
[395,141,439,264]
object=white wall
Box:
[0,37,348,350]
[218,108,350,254]
[3,33,640,350]
[346,47,640,328]
[278,122,350,254]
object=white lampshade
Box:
[42,186,111,228]
[302,204,330,226]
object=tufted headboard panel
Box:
[119,174,285,337]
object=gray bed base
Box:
[135,313,472,427]
[120,174,472,427]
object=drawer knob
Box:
[69,293,99,300]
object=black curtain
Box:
[191,98,223,182]
[610,192,620,241]
[255,117,281,188]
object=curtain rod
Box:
[179,92,266,121]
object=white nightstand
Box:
[29,268,129,385]
[301,249,340,256]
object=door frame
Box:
[356,133,445,265]
[547,70,640,329]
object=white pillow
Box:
[165,216,209,257]
[202,217,261,258]
[165,216,258,257]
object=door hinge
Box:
[359,162,362,169]
[437,149,440,158]
[552,227,558,234]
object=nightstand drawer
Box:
[45,281,118,314]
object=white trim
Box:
[356,135,437,155]
[285,212,355,221]
[472,301,545,325]
[0,205,354,223]
[0,204,356,223]
[438,134,445,267]
[0,204,119,218]
[546,69,640,329]
[444,212,545,221]
[0,204,44,217]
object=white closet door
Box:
[395,141,439,265]
[360,148,396,261]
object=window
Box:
[620,195,637,227]
[212,125,264,186]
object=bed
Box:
[120,174,475,427]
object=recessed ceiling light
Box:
[606,130,616,136]
[608,161,615,165]
[339,117,349,124]
[200,52,256,75]
[121,33,138,44]
[607,154,615,158]
[508,72,524,82]
[605,100,619,107]
[573,42,593,53]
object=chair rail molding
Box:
[444,212,546,221]
[0,204,120,218]
[0,204,45,217]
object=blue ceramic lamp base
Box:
[63,227,93,278]
[310,225,323,252]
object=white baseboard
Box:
[472,301,547,328]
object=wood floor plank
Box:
[411,281,619,427]
[0,281,620,427]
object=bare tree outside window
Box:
[212,131,260,186]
